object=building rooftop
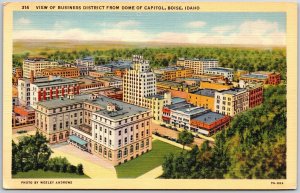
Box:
[42,67,79,72]
[36,94,91,109]
[171,97,186,104]
[71,124,92,136]
[92,96,150,120]
[165,101,191,110]
[178,58,218,62]
[145,94,165,100]
[241,73,268,79]
[205,67,233,73]
[218,88,246,95]
[72,76,103,85]
[24,57,53,62]
[192,112,225,125]
[32,76,80,87]
[192,89,216,97]
[176,106,208,115]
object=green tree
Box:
[178,130,194,150]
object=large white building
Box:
[34,94,152,165]
[123,55,171,121]
[177,58,219,74]
[22,58,59,78]
[204,67,234,81]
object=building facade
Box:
[177,58,219,74]
[187,89,216,111]
[214,88,249,117]
[200,81,234,91]
[23,58,59,78]
[240,71,281,85]
[41,67,80,78]
[204,67,234,81]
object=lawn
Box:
[115,140,183,178]
[12,170,90,179]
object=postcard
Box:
[2,1,298,190]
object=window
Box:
[146,139,149,146]
[146,129,149,135]
[105,129,107,133]
[100,135,102,141]
[136,125,138,129]
[136,143,139,150]
[119,121,121,125]
[136,133,139,139]
[74,120,77,125]
[104,148,107,155]
[130,145,134,153]
[141,141,144,148]
[80,119,82,124]
[66,121,69,128]
[104,137,107,143]
[118,150,122,159]
[141,131,144,137]
[59,133,63,140]
[109,140,112,146]
[52,135,56,141]
[109,131,112,135]
[131,127,133,131]
[74,113,77,117]
[118,130,121,136]
[146,121,149,126]
[124,148,128,156]
[130,135,133,142]
[53,124,56,131]
[108,151,112,159]
[95,144,98,151]
[60,122,63,129]
[118,139,121,147]
[80,112,83,116]
[99,145,102,153]
[142,123,144,127]
[125,128,127,133]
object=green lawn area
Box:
[115,140,183,178]
[12,170,90,179]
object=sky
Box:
[13,11,286,46]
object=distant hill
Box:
[13,39,284,55]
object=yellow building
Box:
[154,67,193,81]
[200,81,234,91]
[187,89,216,111]
[157,81,199,93]
[23,57,59,78]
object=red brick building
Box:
[190,112,231,136]
[248,84,264,108]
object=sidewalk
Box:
[51,143,117,179]
[137,166,163,179]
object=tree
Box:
[77,164,84,175]
[178,130,194,150]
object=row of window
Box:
[94,139,150,159]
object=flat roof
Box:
[192,89,216,97]
[178,58,218,61]
[171,97,186,104]
[42,67,78,71]
[72,76,102,84]
[37,94,91,109]
[192,112,225,124]
[92,96,150,120]
[218,88,246,95]
[205,67,233,73]
[175,106,208,115]
[241,73,268,79]
[165,101,191,110]
[33,77,79,87]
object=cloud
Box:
[13,19,285,46]
[98,20,140,28]
[53,21,71,29]
[17,17,31,25]
[211,25,236,35]
[186,21,206,28]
